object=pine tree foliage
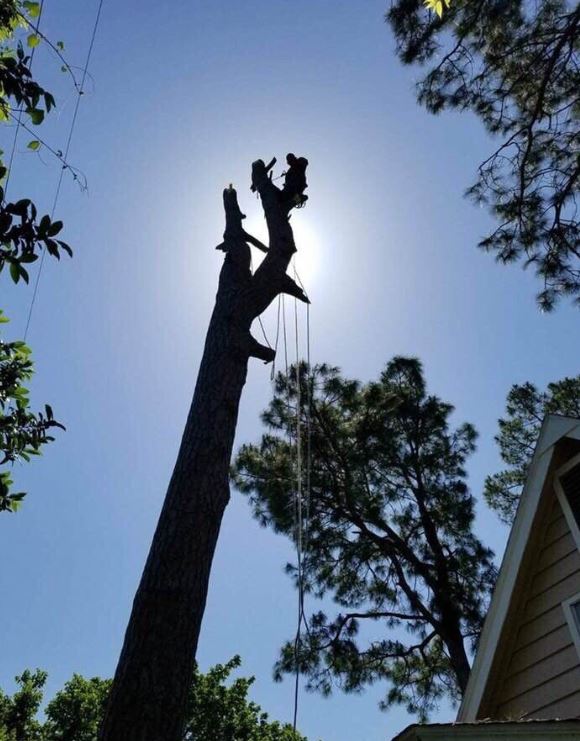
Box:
[387,0,580,310]
[485,374,580,524]
[233,357,497,719]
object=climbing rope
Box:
[251,245,313,734]
[273,261,312,734]
[292,289,303,732]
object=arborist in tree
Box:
[281,153,308,209]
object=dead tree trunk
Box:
[98,157,309,741]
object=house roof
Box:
[457,414,580,722]
[392,719,580,741]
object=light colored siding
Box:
[492,495,580,720]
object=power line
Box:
[4,0,46,200]
[24,0,105,340]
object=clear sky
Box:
[1,2,578,740]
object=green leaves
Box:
[485,376,580,524]
[387,0,580,309]
[423,0,451,17]
[0,318,65,512]
[26,107,44,125]
[0,198,72,282]
[22,1,41,19]
[0,0,69,517]
[0,665,308,740]
[0,473,26,512]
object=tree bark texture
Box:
[98,158,309,741]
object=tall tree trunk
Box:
[99,158,309,741]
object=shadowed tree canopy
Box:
[484,374,580,525]
[386,0,580,310]
[233,357,497,719]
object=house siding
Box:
[492,495,580,720]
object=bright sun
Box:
[244,212,321,293]
[290,217,320,289]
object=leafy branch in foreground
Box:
[0,312,64,513]
[423,0,451,18]
[0,190,71,284]
[0,0,73,512]
[387,0,579,309]
[233,357,497,719]
[485,374,580,525]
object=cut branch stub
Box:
[217,158,310,364]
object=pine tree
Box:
[387,0,580,309]
[233,357,497,719]
[485,374,580,524]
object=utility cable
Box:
[4,0,46,199]
[24,0,104,340]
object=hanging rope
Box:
[271,260,312,735]
[292,289,304,733]
[270,294,282,381]
[24,0,105,341]
[248,244,313,734]
[304,301,312,556]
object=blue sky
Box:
[1,1,578,739]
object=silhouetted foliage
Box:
[0,663,307,740]
[485,375,580,524]
[0,1,70,511]
[233,357,497,719]
[387,0,580,310]
[0,311,64,512]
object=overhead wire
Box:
[24,0,105,341]
[4,0,46,200]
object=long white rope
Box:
[274,261,311,735]
[248,245,313,734]
[292,290,303,732]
